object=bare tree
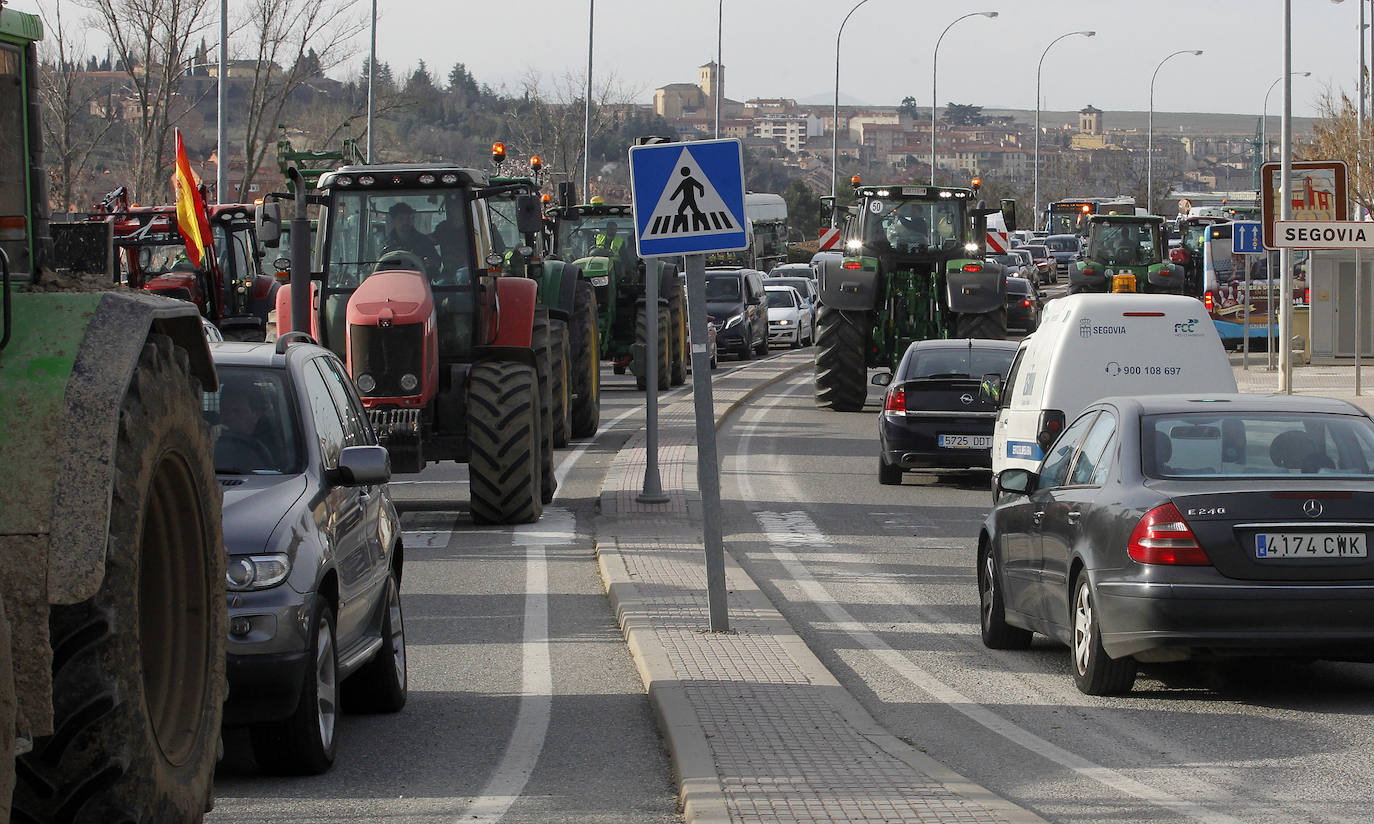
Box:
[507,70,635,196]
[1302,88,1372,216]
[233,0,364,195]
[35,0,117,210]
[79,0,215,202]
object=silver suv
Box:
[207,336,405,775]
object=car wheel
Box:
[1071,569,1137,695]
[878,456,903,485]
[979,550,1032,649]
[343,570,407,713]
[251,597,338,775]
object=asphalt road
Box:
[207,365,697,824]
[716,367,1374,824]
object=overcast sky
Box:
[10,0,1367,118]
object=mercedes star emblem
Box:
[959,393,973,405]
[1303,499,1324,518]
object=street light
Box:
[1033,30,1094,231]
[832,0,877,199]
[931,11,997,186]
[715,0,723,138]
[366,0,376,162]
[1147,49,1202,214]
[1261,72,1310,163]
[584,0,593,199]
[216,0,226,202]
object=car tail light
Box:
[884,387,906,413]
[1127,503,1211,565]
[1303,287,1310,305]
[1204,290,1215,312]
[1036,409,1065,449]
[1021,299,1032,307]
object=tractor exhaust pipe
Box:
[287,167,311,338]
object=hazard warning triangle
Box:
[642,148,738,240]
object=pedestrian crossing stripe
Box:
[641,148,739,239]
[628,138,748,257]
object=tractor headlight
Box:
[226,554,290,591]
[356,373,377,393]
[399,373,419,393]
[724,313,744,330]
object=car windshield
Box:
[203,367,303,475]
[325,189,470,288]
[1044,237,1078,252]
[863,199,963,253]
[1142,412,1374,479]
[704,275,741,301]
[766,290,795,308]
[902,346,1016,380]
[766,278,809,297]
[1089,221,1161,266]
[557,213,635,261]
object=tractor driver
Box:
[594,220,632,280]
[382,201,440,275]
[431,196,472,283]
[884,203,929,249]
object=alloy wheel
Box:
[1073,583,1094,676]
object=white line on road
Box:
[735,378,1247,824]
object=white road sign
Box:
[1271,220,1374,249]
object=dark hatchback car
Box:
[1021,243,1055,284]
[873,339,1020,484]
[704,267,768,359]
[979,394,1374,696]
[208,338,406,774]
[1004,276,1042,332]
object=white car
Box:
[765,285,813,348]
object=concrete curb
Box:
[596,350,1049,824]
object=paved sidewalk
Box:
[1232,359,1374,416]
[594,352,1047,824]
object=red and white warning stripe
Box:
[818,226,842,250]
[986,231,1009,254]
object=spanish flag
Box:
[171,128,213,268]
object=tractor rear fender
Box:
[0,291,216,607]
[488,277,538,349]
[817,254,880,311]
[945,264,1005,315]
[536,259,579,322]
[273,281,321,340]
[1146,263,1185,291]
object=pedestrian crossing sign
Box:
[628,138,747,257]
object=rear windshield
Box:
[203,367,304,475]
[901,346,1017,381]
[1142,412,1374,479]
[1004,278,1031,295]
[1044,237,1078,252]
[1024,245,1049,258]
[766,277,810,296]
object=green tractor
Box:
[813,184,1009,412]
[547,199,688,392]
[1069,214,1185,295]
[2,8,225,820]
[488,154,601,442]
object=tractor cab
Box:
[1071,215,1182,294]
[550,201,640,302]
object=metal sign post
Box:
[1358,248,1363,396]
[1231,223,1265,372]
[638,263,669,504]
[1242,258,1251,370]
[628,138,748,633]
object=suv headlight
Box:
[226,554,291,591]
[724,313,744,329]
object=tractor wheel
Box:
[550,319,571,449]
[813,304,870,412]
[635,304,671,391]
[468,360,543,524]
[533,310,557,504]
[568,282,600,439]
[954,307,1008,340]
[13,334,226,822]
[668,290,687,386]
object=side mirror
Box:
[255,201,282,248]
[996,468,1036,496]
[515,193,544,235]
[332,445,391,486]
[978,372,1003,405]
[871,372,893,387]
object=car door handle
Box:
[1066,510,1081,524]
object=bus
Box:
[1045,196,1136,236]
[1199,222,1305,348]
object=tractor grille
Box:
[351,323,424,398]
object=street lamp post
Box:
[931,11,997,186]
[1033,30,1094,232]
[832,0,876,200]
[216,0,226,201]
[715,0,723,139]
[366,0,376,162]
[583,0,593,199]
[1261,72,1310,163]
[1147,49,1202,214]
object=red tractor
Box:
[78,187,280,340]
[275,164,558,524]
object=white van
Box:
[989,293,1236,477]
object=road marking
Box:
[734,379,1247,824]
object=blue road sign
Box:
[1232,220,1265,254]
[629,139,747,257]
